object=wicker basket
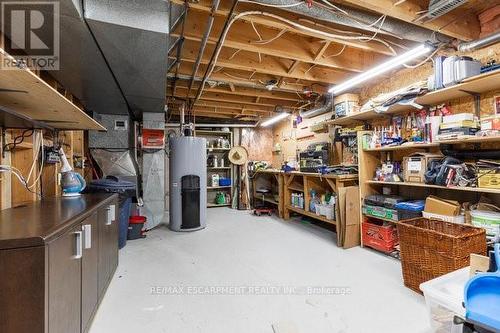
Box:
[397,218,486,293]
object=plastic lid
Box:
[470,210,500,219]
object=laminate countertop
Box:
[0,193,117,250]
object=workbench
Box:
[252,169,284,218]
[283,171,358,228]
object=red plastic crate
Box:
[362,220,399,253]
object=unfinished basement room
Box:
[0,0,500,332]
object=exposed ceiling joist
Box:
[171,40,351,84]
[171,11,387,74]
[332,0,480,41]
[170,0,400,55]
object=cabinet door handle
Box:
[82,224,92,249]
[74,231,83,259]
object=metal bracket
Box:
[459,89,481,118]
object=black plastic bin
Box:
[181,175,200,230]
[86,176,136,249]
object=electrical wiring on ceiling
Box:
[323,44,347,58]
[200,10,402,98]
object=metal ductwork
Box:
[83,0,169,116]
[1,0,169,117]
[299,94,333,119]
[458,31,500,53]
[247,0,451,43]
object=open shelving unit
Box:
[283,172,358,240]
[327,70,500,127]
[0,51,105,131]
[195,129,233,208]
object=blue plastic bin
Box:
[87,176,136,249]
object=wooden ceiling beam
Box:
[167,80,305,102]
[171,11,386,74]
[169,61,319,95]
[170,0,397,55]
[168,85,303,109]
[169,106,270,117]
[168,97,275,113]
[173,40,348,84]
[330,0,480,41]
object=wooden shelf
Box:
[207,203,231,208]
[207,185,231,190]
[327,70,500,126]
[207,147,230,151]
[366,180,500,195]
[364,142,440,152]
[254,195,279,205]
[286,205,336,225]
[0,52,105,131]
[208,167,231,170]
[197,130,232,135]
[287,185,304,192]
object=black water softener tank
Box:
[181,175,201,229]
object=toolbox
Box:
[364,194,405,209]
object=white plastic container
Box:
[324,205,335,220]
[470,210,500,241]
[420,267,469,333]
[423,211,465,224]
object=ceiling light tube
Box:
[260,112,290,127]
[329,43,434,95]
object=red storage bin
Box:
[362,219,398,253]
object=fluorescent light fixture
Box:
[260,112,289,127]
[329,43,434,95]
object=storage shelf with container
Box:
[335,52,500,285]
[196,129,234,208]
[0,54,96,210]
[283,171,358,243]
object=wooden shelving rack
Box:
[196,129,234,208]
[283,172,358,237]
[327,71,500,127]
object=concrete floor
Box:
[90,208,430,333]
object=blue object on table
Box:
[394,200,425,212]
[219,178,231,186]
[464,243,500,331]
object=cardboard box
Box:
[425,195,461,216]
[480,114,500,131]
[403,153,443,183]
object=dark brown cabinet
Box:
[81,213,99,333]
[0,194,119,333]
[97,204,118,299]
[48,224,83,333]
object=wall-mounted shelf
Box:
[328,70,500,127]
[366,180,500,195]
[0,52,105,131]
[207,185,232,190]
[363,135,500,152]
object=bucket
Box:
[471,210,500,241]
[128,215,147,240]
